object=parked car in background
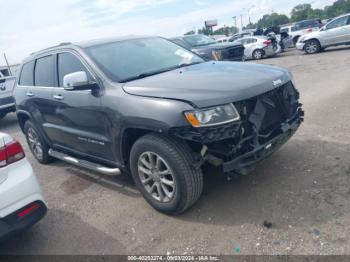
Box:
[0,74,16,120]
[0,132,47,242]
[170,34,245,61]
[228,30,256,42]
[280,19,323,45]
[297,13,350,54]
[216,36,230,43]
[14,36,303,214]
[234,36,281,60]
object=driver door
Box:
[322,15,350,45]
[50,52,114,162]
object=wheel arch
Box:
[16,110,31,132]
[120,127,155,166]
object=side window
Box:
[246,38,257,44]
[19,61,35,86]
[326,16,348,30]
[57,53,92,87]
[34,55,55,87]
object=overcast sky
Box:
[0,0,336,65]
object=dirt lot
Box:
[1,47,350,255]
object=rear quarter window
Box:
[19,61,35,86]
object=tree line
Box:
[191,0,350,36]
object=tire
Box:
[129,133,203,215]
[24,121,54,164]
[304,39,321,54]
[252,49,264,60]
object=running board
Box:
[48,149,121,176]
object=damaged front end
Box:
[171,81,304,174]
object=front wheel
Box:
[304,40,321,54]
[129,134,203,215]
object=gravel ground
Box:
[0,47,350,255]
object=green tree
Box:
[307,8,324,19]
[256,13,290,28]
[324,0,350,18]
[184,30,195,35]
[197,27,212,35]
[213,26,239,35]
[290,4,312,22]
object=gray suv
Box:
[14,36,304,214]
[297,13,350,54]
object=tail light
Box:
[0,140,25,168]
[263,40,272,46]
[307,28,313,32]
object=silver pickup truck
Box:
[0,73,16,120]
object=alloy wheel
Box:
[138,151,176,203]
[27,127,43,160]
[305,42,318,54]
[253,50,263,59]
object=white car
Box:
[234,36,281,60]
[280,19,323,46]
[0,74,16,120]
[0,132,46,241]
[297,13,350,54]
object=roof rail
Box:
[30,42,73,56]
[59,42,72,46]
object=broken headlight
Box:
[184,103,240,128]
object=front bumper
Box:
[296,42,305,50]
[171,81,304,174]
[0,201,47,242]
[222,117,301,173]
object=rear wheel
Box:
[129,134,203,215]
[24,121,54,164]
[252,49,264,60]
[304,40,321,54]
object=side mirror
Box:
[63,71,98,91]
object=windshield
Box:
[183,35,216,47]
[84,37,204,82]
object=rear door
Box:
[29,55,57,143]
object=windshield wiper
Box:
[177,61,203,68]
[120,62,203,82]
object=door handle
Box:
[53,94,64,100]
[26,91,34,97]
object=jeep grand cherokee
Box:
[14,36,304,214]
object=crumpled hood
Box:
[122,61,291,108]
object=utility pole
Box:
[3,53,12,76]
[232,16,237,28]
[240,14,243,31]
